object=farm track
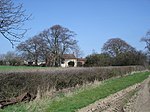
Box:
[78,76,150,112]
[123,76,150,112]
[78,84,140,112]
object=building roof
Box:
[77,58,86,61]
[62,54,76,59]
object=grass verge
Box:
[1,71,150,112]
[46,72,150,112]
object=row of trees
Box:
[1,0,150,67]
[1,31,150,67]
[4,37,146,67]
[85,38,148,67]
[1,34,149,67]
[0,52,23,66]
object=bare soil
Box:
[123,76,150,112]
[78,83,140,112]
[78,76,150,112]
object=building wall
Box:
[61,59,77,67]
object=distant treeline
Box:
[85,38,148,67]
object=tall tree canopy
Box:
[17,25,78,66]
[100,38,147,66]
[39,25,78,66]
[0,0,30,45]
[102,38,136,57]
[17,35,46,65]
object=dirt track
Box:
[78,83,140,112]
[123,76,150,112]
[78,76,150,112]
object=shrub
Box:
[85,53,111,67]
[0,66,146,100]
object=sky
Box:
[1,0,150,57]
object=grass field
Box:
[0,65,58,73]
[1,71,149,112]
[0,65,41,71]
[0,65,49,69]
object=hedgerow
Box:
[0,66,145,100]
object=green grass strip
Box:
[0,65,50,72]
[46,72,150,112]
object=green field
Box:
[0,65,56,72]
[1,71,149,112]
[0,65,40,71]
[0,65,47,69]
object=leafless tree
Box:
[102,38,136,57]
[72,45,84,58]
[38,30,54,66]
[17,36,45,65]
[17,25,78,66]
[0,0,30,46]
[0,54,5,60]
[141,30,150,63]
[1,51,23,65]
[141,30,150,53]
[40,25,78,66]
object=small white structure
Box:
[61,54,77,67]
[23,54,86,67]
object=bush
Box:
[85,53,111,67]
[0,66,146,100]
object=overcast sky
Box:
[1,0,150,56]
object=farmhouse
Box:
[23,54,85,67]
[61,54,86,67]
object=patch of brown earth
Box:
[123,76,150,112]
[77,83,141,112]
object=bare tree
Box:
[17,36,44,65]
[102,38,135,57]
[141,30,150,63]
[141,30,150,53]
[0,0,30,46]
[72,45,84,58]
[17,25,78,66]
[2,51,23,65]
[40,25,78,66]
[38,30,54,66]
[0,54,5,60]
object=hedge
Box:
[0,66,146,100]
